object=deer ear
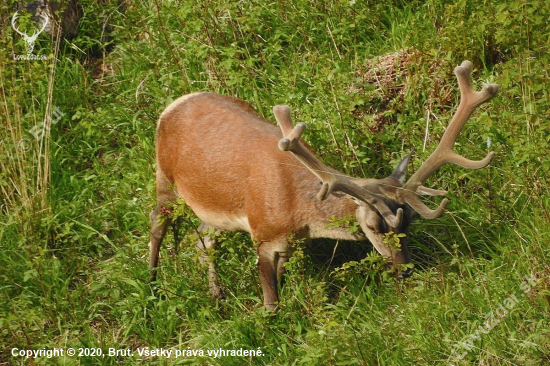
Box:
[389,153,411,185]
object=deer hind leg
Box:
[257,239,290,311]
[196,222,225,300]
[149,169,177,282]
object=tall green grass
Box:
[1,0,549,365]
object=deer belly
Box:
[189,206,251,232]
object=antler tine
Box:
[36,13,49,35]
[401,60,498,219]
[274,105,339,200]
[28,13,49,39]
[273,105,403,227]
[11,12,26,37]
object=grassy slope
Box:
[1,0,549,365]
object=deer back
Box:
[155,92,360,242]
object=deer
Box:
[149,61,498,310]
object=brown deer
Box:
[149,61,498,310]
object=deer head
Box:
[149,60,498,310]
[11,11,49,55]
[274,105,413,273]
[275,60,498,277]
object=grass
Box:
[1,0,549,365]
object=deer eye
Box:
[366,225,377,233]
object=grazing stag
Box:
[149,61,498,310]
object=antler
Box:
[11,12,27,37]
[274,105,403,228]
[401,60,498,219]
[11,11,49,54]
[31,13,49,39]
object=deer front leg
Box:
[257,240,289,310]
[149,170,177,283]
[196,222,225,300]
[149,208,170,282]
